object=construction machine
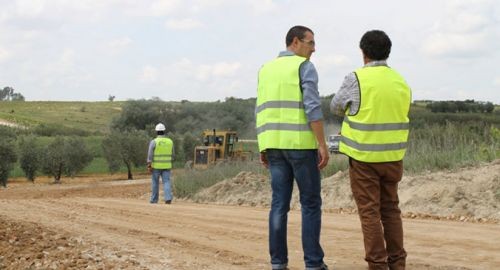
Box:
[191,129,253,169]
[327,134,341,154]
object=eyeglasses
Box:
[300,39,315,46]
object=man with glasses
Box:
[330,30,411,270]
[256,25,329,270]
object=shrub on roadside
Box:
[41,136,94,183]
[18,135,42,182]
[101,130,149,180]
[0,139,17,187]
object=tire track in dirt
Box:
[1,197,499,269]
[1,198,268,269]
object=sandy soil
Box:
[1,162,500,270]
[0,119,23,128]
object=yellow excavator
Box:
[190,129,254,169]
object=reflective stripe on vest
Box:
[339,66,411,162]
[256,55,317,151]
[152,137,173,169]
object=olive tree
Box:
[182,132,199,162]
[42,136,93,183]
[0,139,17,187]
[102,130,149,180]
[18,135,42,182]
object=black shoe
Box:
[165,200,172,204]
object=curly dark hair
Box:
[286,25,314,47]
[359,30,392,60]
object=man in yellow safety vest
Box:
[147,123,174,204]
[331,30,411,270]
[256,25,329,270]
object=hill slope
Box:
[0,101,123,133]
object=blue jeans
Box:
[266,149,325,269]
[150,169,172,203]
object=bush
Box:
[33,123,90,136]
[0,139,17,187]
[102,130,149,179]
[404,121,498,173]
[41,136,94,183]
[18,135,42,182]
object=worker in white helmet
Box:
[147,123,174,204]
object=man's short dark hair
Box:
[359,30,392,60]
[157,131,165,136]
[286,25,314,47]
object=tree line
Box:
[0,86,25,101]
[424,100,495,113]
[1,97,497,187]
[0,124,200,187]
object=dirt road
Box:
[1,179,499,269]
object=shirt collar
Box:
[278,50,295,57]
[364,60,388,67]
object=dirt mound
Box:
[398,159,500,221]
[192,171,271,207]
[191,160,500,222]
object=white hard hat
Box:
[155,123,166,131]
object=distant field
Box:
[0,101,124,134]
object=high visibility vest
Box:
[339,66,411,162]
[256,55,317,152]
[152,137,173,169]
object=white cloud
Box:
[34,48,94,93]
[315,54,352,69]
[422,32,487,58]
[149,0,182,16]
[421,0,498,58]
[0,47,10,62]
[165,18,203,30]
[167,59,240,81]
[493,76,500,87]
[136,58,245,100]
[248,0,277,14]
[104,37,132,55]
[190,0,231,12]
[140,65,159,83]
[54,49,76,73]
[15,0,45,17]
[212,62,241,77]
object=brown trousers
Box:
[349,158,407,270]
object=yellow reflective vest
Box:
[256,55,317,152]
[340,65,411,162]
[152,137,173,169]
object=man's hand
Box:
[260,152,269,168]
[309,120,329,170]
[147,163,152,174]
[317,143,329,170]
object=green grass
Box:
[0,101,123,134]
[404,122,498,173]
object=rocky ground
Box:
[1,160,499,269]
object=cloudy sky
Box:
[0,0,499,103]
